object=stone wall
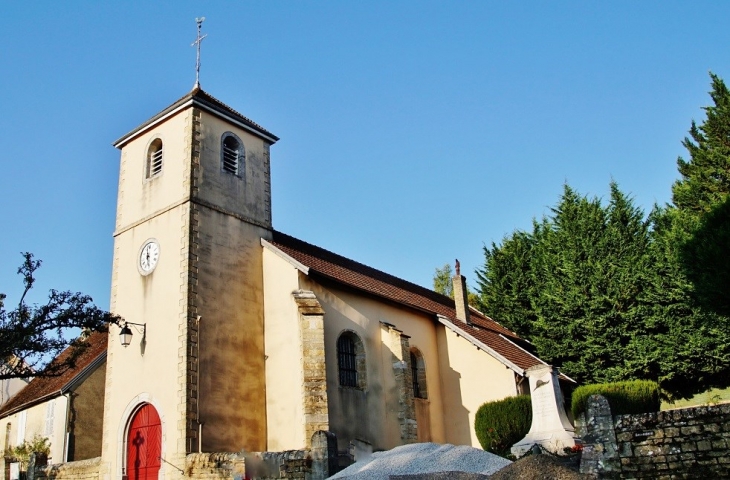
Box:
[184,431,337,480]
[29,456,101,480]
[28,431,338,480]
[580,395,730,479]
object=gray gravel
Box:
[328,443,511,480]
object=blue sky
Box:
[2,2,729,312]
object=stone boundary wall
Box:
[580,395,730,479]
[28,431,338,480]
[29,456,102,480]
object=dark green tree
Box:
[672,73,730,214]
[475,182,730,397]
[475,229,538,339]
[672,73,730,317]
[0,253,118,380]
[477,184,653,384]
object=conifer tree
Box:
[672,73,730,316]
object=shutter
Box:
[45,401,55,436]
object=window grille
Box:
[222,134,243,175]
[146,139,163,178]
[411,352,421,398]
[337,334,358,387]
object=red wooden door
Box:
[126,403,161,480]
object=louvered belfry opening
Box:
[337,333,358,387]
[146,139,163,178]
[222,135,241,175]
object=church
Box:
[2,86,556,479]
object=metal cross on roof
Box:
[192,17,207,89]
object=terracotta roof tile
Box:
[0,331,108,417]
[269,231,546,374]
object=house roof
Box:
[0,331,108,418]
[266,231,551,376]
[113,87,279,148]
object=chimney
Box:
[452,259,471,325]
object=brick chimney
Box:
[452,259,471,325]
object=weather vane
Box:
[192,17,207,89]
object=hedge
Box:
[571,380,660,418]
[474,395,532,457]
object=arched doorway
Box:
[126,403,161,480]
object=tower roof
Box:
[113,87,279,148]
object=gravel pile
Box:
[489,453,588,480]
[328,443,511,480]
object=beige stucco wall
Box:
[195,208,270,452]
[296,276,448,452]
[254,266,520,452]
[103,203,190,478]
[438,327,518,447]
[113,110,193,232]
[68,359,106,461]
[192,110,273,453]
[104,100,275,478]
[195,111,273,228]
[104,106,196,479]
[0,395,68,465]
[0,378,28,409]
[262,247,306,451]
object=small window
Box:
[221,133,244,176]
[337,334,357,387]
[410,348,428,399]
[146,138,163,178]
[337,331,367,389]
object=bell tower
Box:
[101,88,278,478]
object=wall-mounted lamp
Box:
[118,320,146,347]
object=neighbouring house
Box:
[0,332,107,479]
[93,87,563,479]
[0,361,29,409]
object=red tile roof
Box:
[268,231,548,374]
[0,331,108,417]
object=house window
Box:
[221,133,244,176]
[4,423,10,450]
[146,138,163,179]
[410,348,428,399]
[337,331,366,389]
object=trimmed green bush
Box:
[474,395,532,457]
[571,380,660,418]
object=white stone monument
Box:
[511,364,579,457]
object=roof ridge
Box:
[192,89,278,139]
[271,230,458,309]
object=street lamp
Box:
[118,320,146,347]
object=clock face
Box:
[139,240,160,275]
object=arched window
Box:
[337,331,367,389]
[146,138,163,179]
[410,348,427,399]
[221,133,244,176]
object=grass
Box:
[661,386,730,411]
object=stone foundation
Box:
[28,431,338,480]
[30,456,102,480]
